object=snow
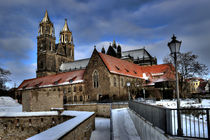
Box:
[0,96,20,107]
[0,111,58,117]
[0,96,22,112]
[90,117,110,140]
[27,111,95,140]
[142,99,210,109]
[112,108,141,140]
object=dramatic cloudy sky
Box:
[0,0,210,88]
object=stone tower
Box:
[36,11,75,78]
[55,19,74,71]
[36,10,56,78]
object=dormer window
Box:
[133,71,137,74]
[125,68,129,72]
[22,84,29,89]
[34,82,42,88]
[69,76,77,83]
[54,78,62,85]
[115,66,120,70]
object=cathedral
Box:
[16,11,175,112]
[36,11,74,77]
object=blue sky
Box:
[0,0,210,88]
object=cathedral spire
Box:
[41,10,51,23]
[62,19,70,32]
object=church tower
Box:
[36,10,56,78]
[55,19,74,71]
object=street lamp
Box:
[126,82,131,100]
[168,34,183,136]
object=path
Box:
[90,117,110,140]
[112,108,141,140]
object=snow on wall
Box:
[27,111,94,140]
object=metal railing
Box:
[129,100,210,139]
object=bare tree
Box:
[163,52,208,79]
[163,52,208,98]
[0,67,11,90]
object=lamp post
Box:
[127,82,131,100]
[168,34,183,136]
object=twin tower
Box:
[36,11,74,78]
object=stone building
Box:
[17,11,175,111]
[37,11,74,78]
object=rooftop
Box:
[17,69,85,90]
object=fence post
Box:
[207,109,210,139]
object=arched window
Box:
[93,71,99,88]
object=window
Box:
[114,77,117,87]
[65,35,68,43]
[79,86,83,92]
[74,96,77,101]
[40,61,43,69]
[93,71,99,88]
[80,96,82,101]
[68,87,71,93]
[121,78,124,87]
[74,86,76,92]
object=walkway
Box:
[90,117,110,140]
[112,108,141,140]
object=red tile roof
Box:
[99,52,175,84]
[17,69,85,90]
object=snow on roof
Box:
[17,69,85,90]
[60,58,89,72]
[27,111,95,140]
[122,48,150,60]
[99,52,175,82]
[0,96,21,107]
[0,111,58,117]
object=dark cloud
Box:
[0,0,209,88]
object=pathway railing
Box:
[129,100,210,139]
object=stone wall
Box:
[19,82,85,112]
[0,115,71,140]
[64,103,128,117]
[60,113,95,140]
[21,87,63,112]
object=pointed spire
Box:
[62,19,70,32]
[41,10,51,23]
[113,40,116,45]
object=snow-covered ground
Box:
[142,99,210,109]
[90,117,110,140]
[0,96,22,112]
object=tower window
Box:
[93,71,99,88]
[65,35,68,43]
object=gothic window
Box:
[114,77,117,87]
[93,71,99,88]
[74,86,76,92]
[80,96,82,101]
[74,96,77,101]
[121,78,124,87]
